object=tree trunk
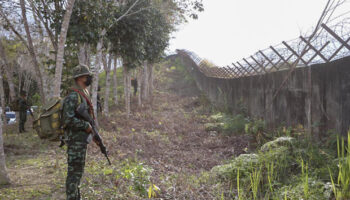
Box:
[18,72,22,93]
[0,103,10,185]
[137,68,142,107]
[41,69,52,99]
[0,67,7,126]
[92,32,105,123]
[53,0,76,97]
[141,62,149,101]
[148,64,154,102]
[112,57,118,105]
[123,66,130,118]
[78,43,89,65]
[0,41,16,101]
[23,75,32,96]
[103,54,112,116]
[20,0,45,103]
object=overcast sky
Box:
[168,0,332,66]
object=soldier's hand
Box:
[85,124,93,134]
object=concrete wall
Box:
[178,53,350,135]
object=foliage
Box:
[206,112,250,135]
[222,114,249,134]
[68,0,113,45]
[108,0,173,69]
[98,67,124,102]
[115,159,155,197]
[260,137,294,152]
[245,119,266,136]
[276,178,332,200]
[211,134,339,200]
[329,132,350,199]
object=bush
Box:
[261,137,295,152]
[222,114,249,134]
[276,178,332,200]
[115,160,154,197]
[210,136,338,200]
[211,153,260,186]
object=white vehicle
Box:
[5,111,16,125]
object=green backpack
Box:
[33,94,81,141]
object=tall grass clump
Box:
[329,131,350,199]
[249,166,262,200]
[301,159,309,199]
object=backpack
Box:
[33,94,81,141]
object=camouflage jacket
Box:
[62,86,93,144]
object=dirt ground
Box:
[0,67,251,199]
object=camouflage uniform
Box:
[19,95,28,133]
[63,65,93,200]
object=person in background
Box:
[18,91,29,133]
[131,77,138,96]
[97,86,102,113]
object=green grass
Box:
[210,126,341,200]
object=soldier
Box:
[62,64,94,200]
[97,86,102,113]
[131,77,138,95]
[18,91,29,133]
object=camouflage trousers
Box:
[66,141,87,200]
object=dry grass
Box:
[0,66,251,199]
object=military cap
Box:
[72,64,92,79]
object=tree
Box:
[112,57,118,105]
[0,64,6,120]
[19,0,46,102]
[103,52,113,116]
[107,0,202,114]
[0,40,15,101]
[142,4,173,102]
[53,0,76,97]
[0,105,10,185]
[69,0,203,117]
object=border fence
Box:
[173,19,350,135]
[178,23,350,79]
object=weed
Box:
[237,168,242,200]
[266,162,275,192]
[147,183,160,198]
[301,159,309,199]
[328,131,350,199]
[249,166,262,200]
[116,159,154,197]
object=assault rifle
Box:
[76,103,111,165]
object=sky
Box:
[168,0,330,66]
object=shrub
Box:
[210,136,337,199]
[115,160,154,197]
[222,114,249,134]
[276,177,332,200]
